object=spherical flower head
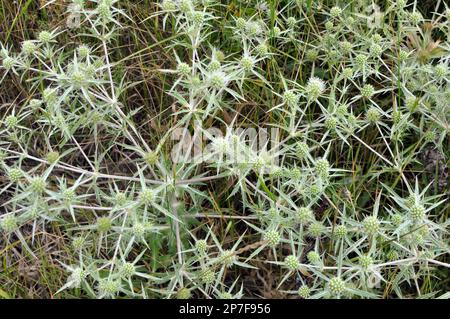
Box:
[290,167,302,181]
[97,2,112,20]
[211,137,229,154]
[361,84,375,98]
[255,43,269,57]
[370,43,383,57]
[409,203,426,220]
[96,216,112,232]
[38,30,53,43]
[113,192,127,207]
[161,0,177,11]
[405,194,417,208]
[5,115,18,129]
[315,158,330,179]
[22,41,37,56]
[298,285,310,298]
[325,21,334,31]
[54,115,65,129]
[399,49,409,62]
[93,58,105,69]
[46,151,60,164]
[306,49,319,61]
[305,77,326,100]
[207,60,221,72]
[143,150,159,165]
[345,16,355,25]
[43,88,58,104]
[139,188,155,205]
[306,251,320,264]
[195,239,208,253]
[405,96,418,113]
[336,104,349,117]
[270,166,284,178]
[326,50,339,63]
[263,229,281,247]
[71,69,87,88]
[355,54,368,69]
[63,188,76,203]
[199,268,215,284]
[366,107,381,123]
[283,90,299,107]
[328,277,346,295]
[396,0,406,8]
[325,116,337,131]
[286,17,297,29]
[219,292,233,299]
[340,41,352,55]
[120,262,136,277]
[408,11,423,25]
[177,62,192,76]
[391,213,403,227]
[2,49,12,60]
[83,63,96,79]
[190,75,202,88]
[72,236,85,250]
[342,67,353,79]
[2,56,16,70]
[410,233,424,245]
[297,207,313,224]
[284,255,300,271]
[330,6,342,18]
[308,183,323,197]
[208,71,227,89]
[424,130,436,143]
[271,26,281,38]
[308,221,325,238]
[191,11,204,25]
[132,222,146,238]
[372,33,383,44]
[334,225,348,238]
[245,21,263,38]
[0,150,6,162]
[98,279,120,297]
[363,216,380,236]
[266,207,279,220]
[434,64,447,79]
[1,215,18,233]
[253,155,270,172]
[179,0,194,14]
[30,177,46,194]
[213,50,225,62]
[386,250,399,261]
[176,287,191,299]
[359,255,373,269]
[392,110,402,124]
[220,250,236,268]
[240,55,255,72]
[68,267,87,288]
[296,142,309,159]
[77,45,90,59]
[28,206,41,219]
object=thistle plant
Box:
[0,0,448,300]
